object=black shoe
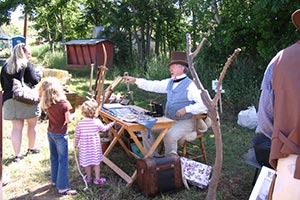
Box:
[27,148,40,155]
[14,155,24,162]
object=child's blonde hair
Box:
[81,99,99,118]
[40,77,67,110]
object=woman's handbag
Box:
[12,69,39,105]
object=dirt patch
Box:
[4,182,61,200]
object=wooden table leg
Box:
[102,125,135,185]
[103,156,133,184]
[127,170,137,187]
[126,129,147,156]
[102,122,143,185]
[104,126,125,156]
[145,128,168,157]
[102,120,132,157]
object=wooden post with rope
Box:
[186,33,241,200]
[95,43,108,107]
[89,63,95,96]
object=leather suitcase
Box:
[136,153,183,196]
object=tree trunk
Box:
[145,22,152,59]
[59,12,66,56]
[211,0,221,24]
[45,21,54,53]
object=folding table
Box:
[99,105,174,186]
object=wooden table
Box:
[99,105,174,186]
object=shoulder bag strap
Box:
[18,67,27,86]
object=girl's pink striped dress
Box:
[74,118,114,167]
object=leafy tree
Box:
[0,0,22,26]
[195,0,300,111]
[2,0,300,112]
[30,0,87,52]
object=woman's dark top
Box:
[0,62,41,104]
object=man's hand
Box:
[123,75,136,83]
[176,108,186,118]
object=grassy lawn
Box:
[2,70,259,200]
[2,108,258,199]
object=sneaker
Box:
[14,155,24,162]
[84,175,93,183]
[27,148,40,155]
[58,189,77,195]
[93,177,106,185]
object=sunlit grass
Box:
[2,104,258,200]
[2,52,259,199]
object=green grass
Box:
[2,53,260,199]
[2,97,258,200]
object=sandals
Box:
[84,175,93,183]
[93,177,106,185]
[26,148,40,155]
[84,175,106,185]
[58,189,77,195]
[14,155,24,162]
[14,148,40,162]
[50,182,56,187]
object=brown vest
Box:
[271,42,300,179]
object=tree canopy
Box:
[1,0,299,110]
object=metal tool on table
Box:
[122,72,134,105]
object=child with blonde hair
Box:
[74,99,115,185]
[40,77,77,195]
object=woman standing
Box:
[1,43,41,162]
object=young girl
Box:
[40,78,77,195]
[74,99,114,185]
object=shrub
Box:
[32,46,263,114]
[31,44,49,60]
[43,51,66,69]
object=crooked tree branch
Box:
[212,48,241,106]
[186,33,241,200]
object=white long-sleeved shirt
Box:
[135,74,207,115]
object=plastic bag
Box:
[237,106,258,129]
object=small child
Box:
[74,99,115,185]
[40,78,77,195]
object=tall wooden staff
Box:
[186,33,241,200]
[95,43,108,107]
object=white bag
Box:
[237,106,258,129]
[180,157,212,189]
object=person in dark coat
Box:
[1,43,41,162]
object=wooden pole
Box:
[23,12,27,43]
[95,43,108,107]
[89,64,94,97]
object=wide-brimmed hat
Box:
[168,51,188,67]
[292,9,300,30]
